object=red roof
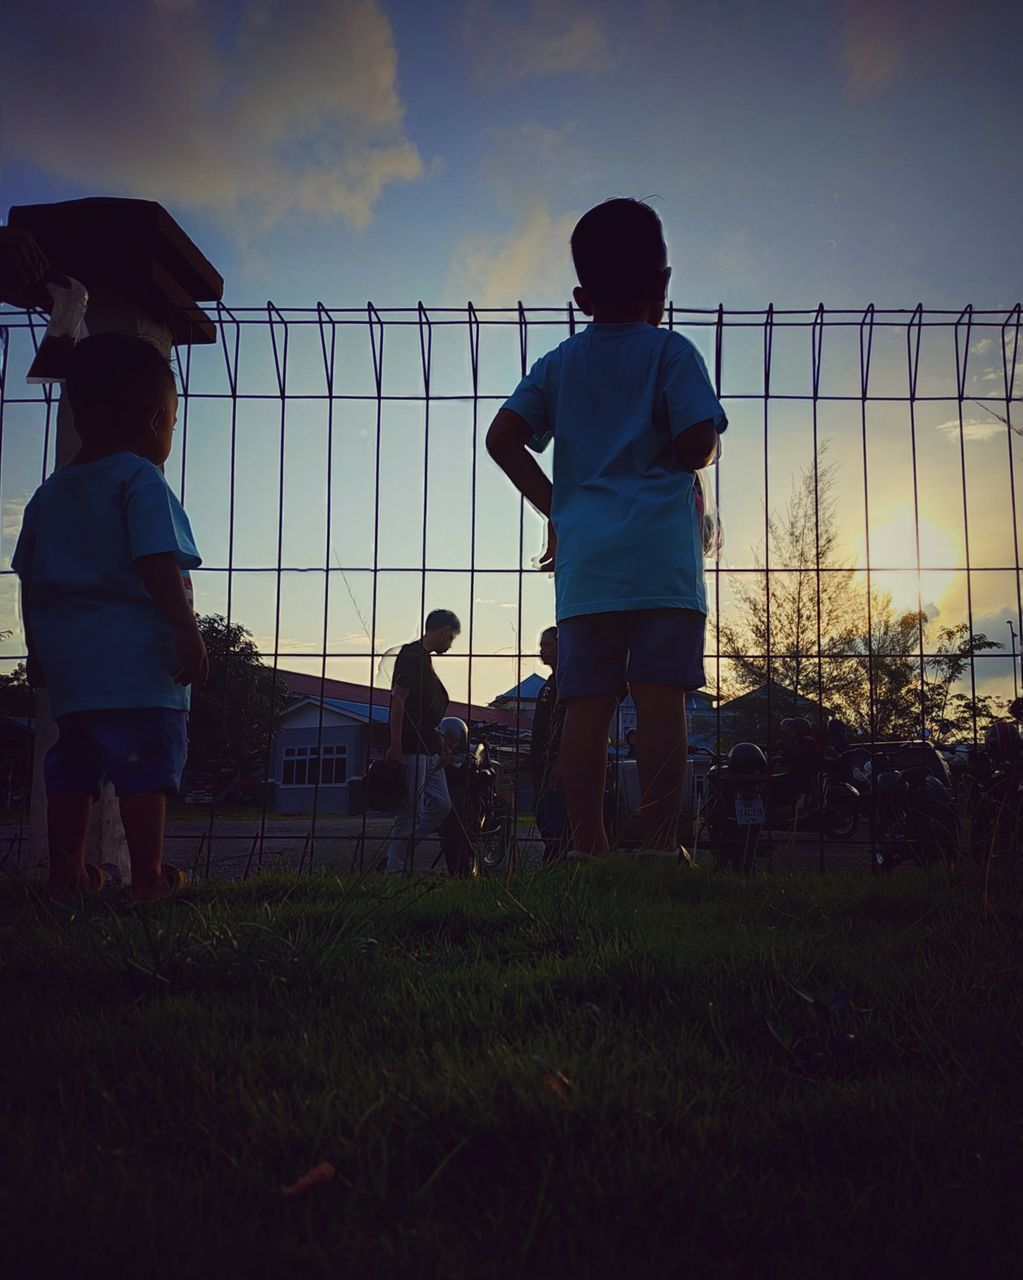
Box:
[279,670,528,729]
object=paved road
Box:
[2,811,877,882]
[0,814,547,881]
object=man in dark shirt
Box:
[530,625,568,862]
[385,609,460,873]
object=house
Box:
[716,682,827,748]
[271,671,525,815]
[611,690,719,750]
[490,672,546,724]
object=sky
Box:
[1,0,1022,714]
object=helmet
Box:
[727,742,768,774]
[985,721,1022,763]
[438,716,469,755]
[366,758,407,812]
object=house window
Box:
[281,744,348,786]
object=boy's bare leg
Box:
[119,792,168,901]
[47,793,93,897]
[631,684,687,852]
[560,694,617,856]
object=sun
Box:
[859,506,964,614]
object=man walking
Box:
[385,609,460,873]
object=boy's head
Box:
[571,199,670,322]
[65,333,178,466]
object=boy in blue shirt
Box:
[13,334,208,902]
[487,198,727,861]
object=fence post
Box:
[8,198,222,883]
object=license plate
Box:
[735,795,765,825]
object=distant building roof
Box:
[722,682,824,715]
[323,698,390,725]
[279,669,524,727]
[493,672,547,704]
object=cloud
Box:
[462,0,610,85]
[935,417,1014,443]
[445,118,590,305]
[841,0,961,98]
[0,0,423,230]
[974,330,1023,393]
[2,495,28,547]
[842,0,904,96]
[448,198,578,306]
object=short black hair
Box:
[571,198,667,305]
[65,333,176,441]
[425,608,461,634]
[540,625,558,641]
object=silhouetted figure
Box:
[487,198,726,860]
[530,626,568,862]
[13,335,207,903]
[385,610,459,873]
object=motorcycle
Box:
[766,755,861,840]
[703,743,771,874]
[869,750,958,872]
[964,718,1023,863]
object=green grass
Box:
[2,864,1021,1279]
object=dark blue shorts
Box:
[557,608,706,700]
[45,709,189,800]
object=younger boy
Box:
[13,333,208,902]
[486,198,727,860]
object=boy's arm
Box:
[674,419,719,472]
[134,552,209,687]
[486,409,556,567]
[486,409,553,519]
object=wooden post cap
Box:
[8,198,224,345]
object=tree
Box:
[187,615,290,776]
[857,608,1004,741]
[0,662,32,720]
[720,450,863,719]
[721,451,1007,744]
[0,662,33,810]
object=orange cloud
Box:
[842,0,905,96]
[0,0,423,229]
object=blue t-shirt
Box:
[503,323,727,621]
[12,452,202,718]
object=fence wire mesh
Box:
[1,302,1021,877]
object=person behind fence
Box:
[13,333,208,903]
[530,625,569,862]
[384,610,460,873]
[437,716,478,877]
[486,197,727,862]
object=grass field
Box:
[2,863,1022,1279]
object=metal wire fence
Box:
[1,302,1021,877]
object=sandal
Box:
[48,861,105,902]
[131,862,186,904]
